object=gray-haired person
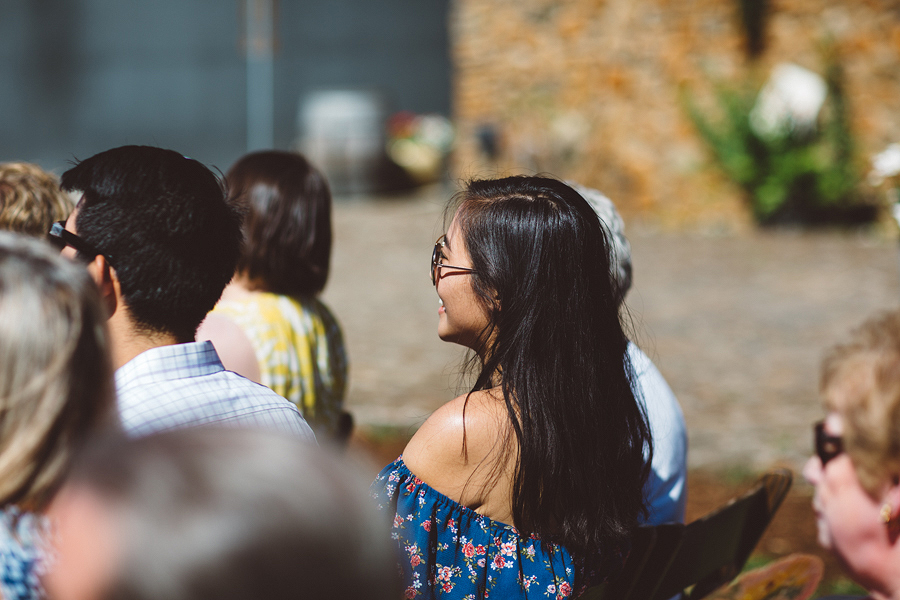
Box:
[46,428,399,600]
[570,182,688,525]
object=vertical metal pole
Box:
[246,0,274,151]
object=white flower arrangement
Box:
[868,144,900,226]
[749,63,828,140]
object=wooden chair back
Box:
[579,469,793,600]
[580,524,685,600]
[651,469,793,600]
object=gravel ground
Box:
[323,185,900,473]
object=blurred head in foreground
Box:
[0,162,73,238]
[804,309,900,595]
[0,231,115,511]
[46,428,398,600]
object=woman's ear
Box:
[884,474,900,509]
[881,474,900,541]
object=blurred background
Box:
[0,0,451,176]
[5,1,900,591]
[6,0,900,225]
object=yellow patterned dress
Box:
[211,293,348,436]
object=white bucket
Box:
[297,90,387,195]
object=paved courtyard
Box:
[323,185,900,473]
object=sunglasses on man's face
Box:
[47,221,113,266]
[814,420,844,466]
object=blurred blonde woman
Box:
[0,162,73,237]
[0,232,116,600]
[804,309,900,600]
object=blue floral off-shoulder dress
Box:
[371,457,625,600]
[0,508,47,600]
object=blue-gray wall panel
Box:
[0,0,450,173]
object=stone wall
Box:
[449,0,900,229]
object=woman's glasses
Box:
[814,420,844,466]
[431,235,476,285]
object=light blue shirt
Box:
[630,343,688,525]
[116,341,316,442]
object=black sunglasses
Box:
[431,234,476,286]
[814,420,844,466]
[47,221,114,266]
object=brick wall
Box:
[450,0,900,229]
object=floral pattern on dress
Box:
[371,457,625,599]
[0,508,47,600]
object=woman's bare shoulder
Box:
[402,389,507,496]
[195,313,262,383]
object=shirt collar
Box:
[115,340,224,390]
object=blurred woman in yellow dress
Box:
[198,151,348,440]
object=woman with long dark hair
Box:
[371,176,652,599]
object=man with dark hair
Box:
[51,145,314,440]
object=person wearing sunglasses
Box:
[371,176,651,599]
[803,309,900,600]
[49,145,314,442]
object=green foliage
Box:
[818,576,868,597]
[683,51,871,226]
[358,424,415,443]
[741,552,775,573]
[738,554,867,599]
